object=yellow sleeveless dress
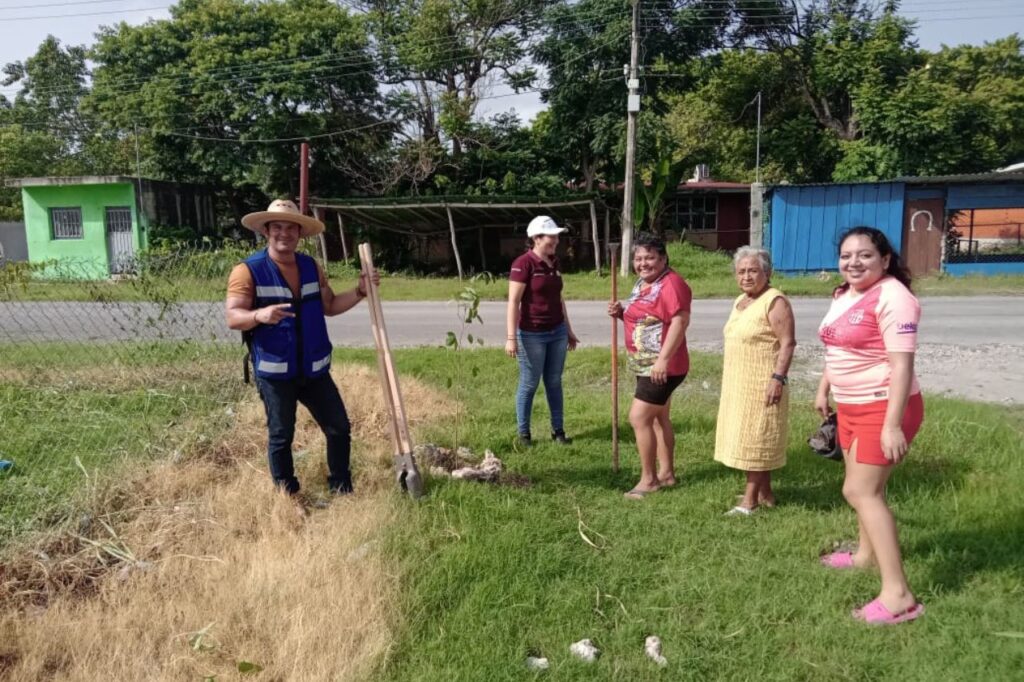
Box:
[714,287,789,471]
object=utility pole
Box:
[620,0,640,276]
[755,90,762,184]
[750,92,764,248]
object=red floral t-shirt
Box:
[622,269,692,376]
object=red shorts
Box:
[836,393,924,466]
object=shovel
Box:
[358,243,425,499]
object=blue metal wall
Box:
[767,183,905,272]
[946,183,1024,210]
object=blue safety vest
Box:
[244,249,332,381]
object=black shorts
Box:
[634,374,687,406]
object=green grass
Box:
[377,347,1024,681]
[0,343,245,545]
[5,241,1024,302]
[2,343,1022,680]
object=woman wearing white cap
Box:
[505,215,580,446]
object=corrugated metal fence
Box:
[767,183,905,272]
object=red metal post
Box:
[299,142,310,215]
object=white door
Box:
[105,207,135,274]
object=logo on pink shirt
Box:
[897,321,918,334]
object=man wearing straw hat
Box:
[225,199,376,496]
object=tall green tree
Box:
[535,0,729,190]
[87,0,386,216]
[365,0,548,161]
[0,36,132,217]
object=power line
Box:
[0,0,146,9]
[0,4,168,21]
[3,20,631,137]
[1,11,629,98]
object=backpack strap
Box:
[241,261,258,385]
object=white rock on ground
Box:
[525,656,550,671]
[451,450,503,481]
[644,635,667,666]
[569,639,600,662]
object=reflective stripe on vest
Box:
[311,353,331,373]
[257,359,289,374]
[255,285,292,299]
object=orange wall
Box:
[952,208,1024,239]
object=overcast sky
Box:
[0,0,1019,121]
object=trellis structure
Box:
[311,194,612,278]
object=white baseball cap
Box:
[526,215,567,237]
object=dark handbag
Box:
[808,413,842,461]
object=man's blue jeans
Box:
[515,323,568,436]
[256,372,352,494]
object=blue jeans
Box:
[256,373,352,494]
[515,323,568,435]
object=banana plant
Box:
[635,156,689,233]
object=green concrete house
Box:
[5,176,217,279]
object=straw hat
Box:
[241,199,324,237]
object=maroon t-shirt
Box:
[509,250,565,332]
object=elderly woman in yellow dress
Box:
[714,246,796,515]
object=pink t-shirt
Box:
[818,276,921,404]
[622,269,692,376]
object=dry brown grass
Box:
[0,364,456,681]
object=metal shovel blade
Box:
[395,452,425,499]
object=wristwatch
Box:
[771,373,788,386]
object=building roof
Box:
[4,175,144,188]
[899,171,1024,185]
[764,170,1024,191]
[678,180,750,192]
[311,194,609,234]
[4,175,213,189]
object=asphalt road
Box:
[2,296,1022,402]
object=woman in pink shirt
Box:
[816,226,925,625]
[608,234,692,499]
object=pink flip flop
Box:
[820,551,856,569]
[852,598,925,625]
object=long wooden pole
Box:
[609,242,620,472]
[359,242,424,498]
[359,244,402,454]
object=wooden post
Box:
[446,205,464,280]
[609,242,621,473]
[336,213,350,261]
[312,206,328,270]
[589,200,601,273]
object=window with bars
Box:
[671,195,718,231]
[50,207,83,239]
